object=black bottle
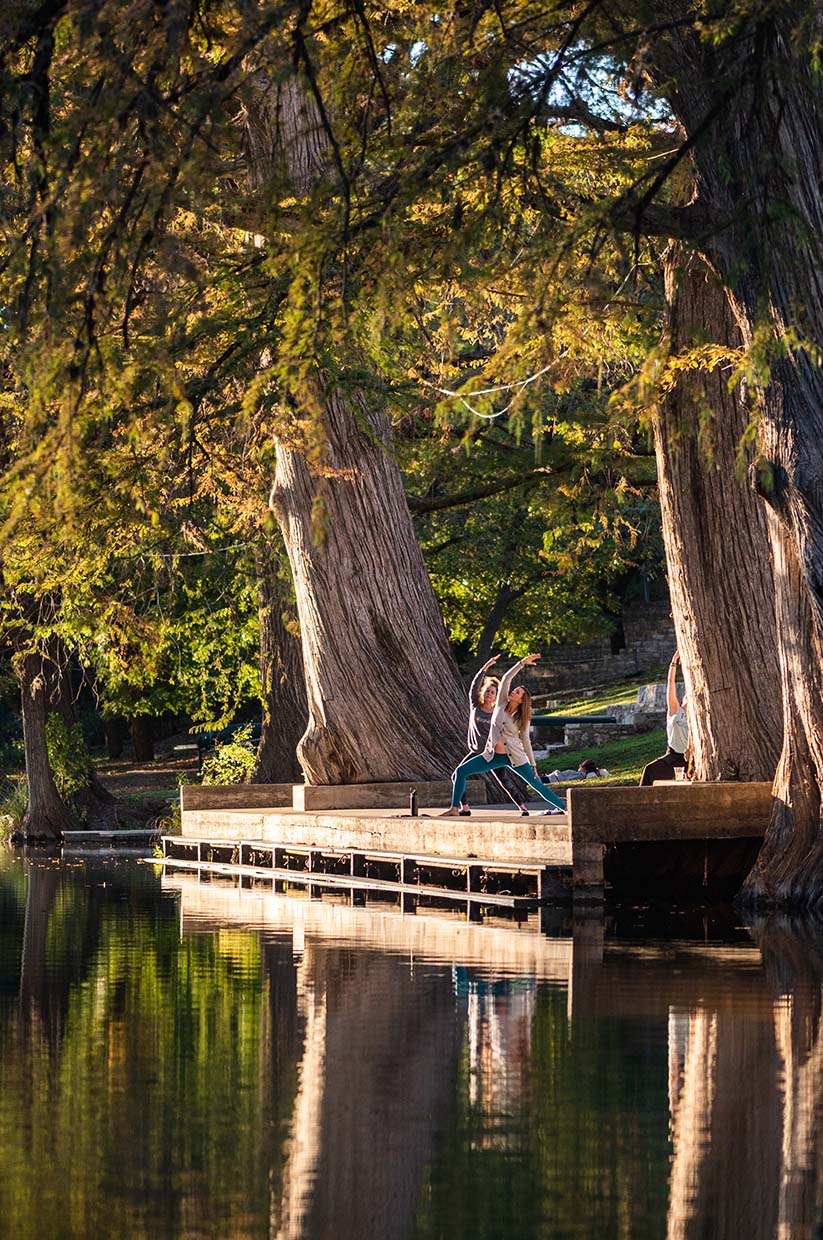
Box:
[409,788,418,817]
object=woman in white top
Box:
[639,650,690,785]
[442,654,566,815]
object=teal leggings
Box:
[451,753,566,810]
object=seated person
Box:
[543,758,610,782]
[639,651,689,785]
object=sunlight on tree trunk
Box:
[244,72,467,782]
[250,537,306,783]
[655,248,781,781]
[648,11,823,906]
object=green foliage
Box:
[0,0,677,684]
[200,725,257,786]
[0,777,28,834]
[45,716,93,803]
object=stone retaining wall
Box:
[524,602,675,692]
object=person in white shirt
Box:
[639,650,689,785]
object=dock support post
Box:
[571,842,604,906]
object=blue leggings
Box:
[451,753,566,810]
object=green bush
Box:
[200,725,257,785]
[45,716,93,800]
[0,778,28,836]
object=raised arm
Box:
[496,652,540,699]
[468,654,500,708]
[667,651,681,716]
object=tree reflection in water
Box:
[665,915,823,1240]
[8,854,823,1239]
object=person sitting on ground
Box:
[456,655,534,817]
[442,654,566,817]
[639,651,689,786]
[543,758,610,783]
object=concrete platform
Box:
[293,778,486,811]
[174,778,774,911]
[181,779,487,814]
[179,803,571,866]
[566,781,772,899]
[182,784,293,811]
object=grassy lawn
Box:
[537,726,667,785]
[537,667,671,716]
[531,668,671,783]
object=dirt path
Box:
[94,756,197,825]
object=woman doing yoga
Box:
[442,654,566,816]
[455,656,532,816]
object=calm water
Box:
[0,851,819,1239]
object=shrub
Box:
[200,725,257,785]
[45,716,93,800]
[0,778,28,837]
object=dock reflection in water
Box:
[2,855,823,1238]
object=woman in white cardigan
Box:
[442,654,566,816]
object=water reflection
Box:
[5,854,823,1238]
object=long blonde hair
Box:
[475,676,499,708]
[509,688,532,732]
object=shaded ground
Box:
[94,754,197,826]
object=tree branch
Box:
[407,469,548,515]
[609,198,719,240]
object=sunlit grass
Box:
[541,665,670,716]
[537,727,667,786]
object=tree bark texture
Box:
[250,537,307,783]
[271,390,468,782]
[130,716,155,763]
[655,248,781,781]
[647,7,823,905]
[244,73,468,782]
[16,653,75,840]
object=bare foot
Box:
[440,807,460,817]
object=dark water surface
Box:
[0,851,818,1239]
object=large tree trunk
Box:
[16,653,75,840]
[647,7,823,905]
[43,642,118,828]
[244,73,467,783]
[130,715,155,763]
[250,537,307,783]
[271,393,467,782]
[654,247,781,781]
[474,581,525,668]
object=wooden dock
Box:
[166,778,776,912]
[165,787,572,912]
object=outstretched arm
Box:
[468,654,500,707]
[496,652,540,698]
[667,651,681,716]
[484,654,540,758]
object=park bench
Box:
[184,720,263,769]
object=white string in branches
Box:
[422,354,569,420]
[421,362,553,419]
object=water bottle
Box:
[409,787,418,817]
